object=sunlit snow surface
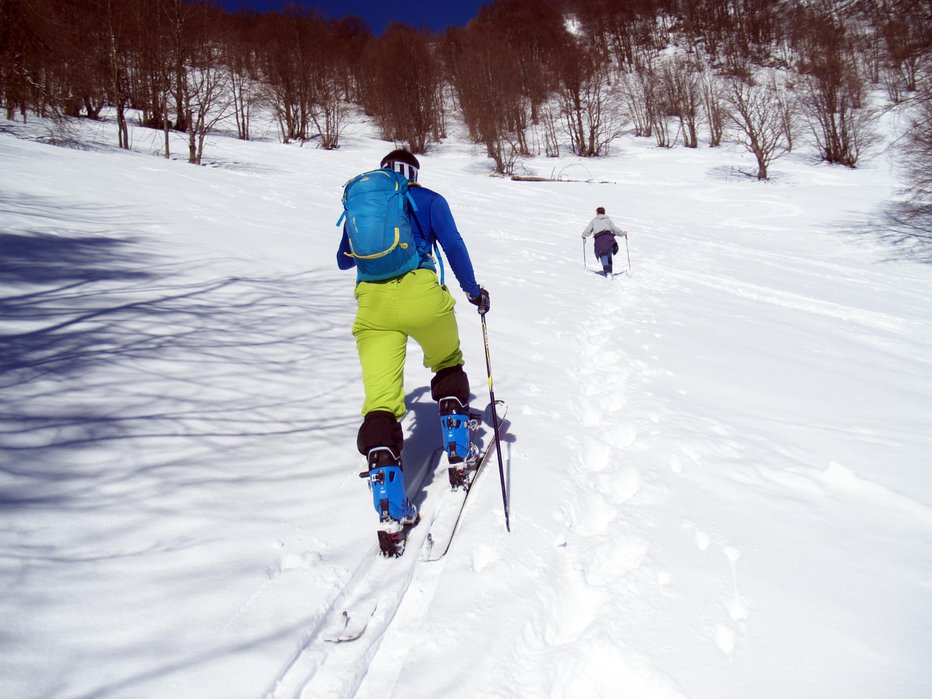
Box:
[1,106,930,699]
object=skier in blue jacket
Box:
[337,149,490,544]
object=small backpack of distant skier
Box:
[336,168,420,282]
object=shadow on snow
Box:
[0,226,359,509]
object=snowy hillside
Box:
[1,107,931,699]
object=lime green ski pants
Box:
[353,268,464,419]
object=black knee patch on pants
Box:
[431,365,469,404]
[357,410,403,456]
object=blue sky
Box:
[217,0,492,34]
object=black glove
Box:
[468,287,490,315]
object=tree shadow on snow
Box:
[838,201,932,264]
[0,221,369,692]
[0,226,359,513]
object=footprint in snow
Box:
[694,530,712,552]
[669,453,684,474]
[470,543,498,573]
[267,542,321,578]
[562,491,618,536]
[723,546,749,623]
[606,421,639,449]
[580,536,649,587]
[579,439,612,473]
[714,623,737,658]
[595,465,641,506]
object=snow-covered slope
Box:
[1,108,930,699]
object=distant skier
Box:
[581,206,627,276]
[336,148,490,552]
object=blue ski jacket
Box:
[337,182,480,299]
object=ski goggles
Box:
[385,160,418,182]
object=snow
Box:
[2,105,931,699]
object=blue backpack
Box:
[337,168,420,282]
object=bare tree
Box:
[357,24,442,153]
[793,4,875,167]
[259,12,310,143]
[181,4,233,164]
[570,0,667,72]
[130,1,172,133]
[1,0,34,119]
[557,46,623,157]
[799,66,874,168]
[876,0,930,96]
[700,70,726,147]
[650,98,677,148]
[443,0,568,171]
[647,54,677,149]
[184,56,232,164]
[309,62,347,150]
[774,73,798,152]
[313,19,365,150]
[445,23,529,173]
[223,11,263,141]
[168,0,191,134]
[99,0,133,148]
[660,54,702,148]
[51,0,110,120]
[620,64,656,139]
[724,71,792,180]
[541,102,561,158]
[466,0,566,154]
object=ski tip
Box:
[323,602,378,643]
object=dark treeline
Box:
[1,0,929,197]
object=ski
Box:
[268,401,510,695]
[421,401,508,562]
[313,446,442,648]
[293,401,507,655]
[270,533,430,697]
[323,604,377,644]
[323,402,506,635]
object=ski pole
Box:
[582,239,587,270]
[480,311,510,532]
[624,234,632,275]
